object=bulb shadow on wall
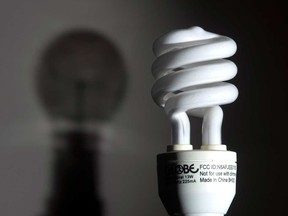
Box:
[35,29,127,216]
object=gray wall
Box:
[0,1,285,216]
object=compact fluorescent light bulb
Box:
[151,26,238,216]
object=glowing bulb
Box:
[151,26,238,216]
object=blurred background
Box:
[0,0,286,216]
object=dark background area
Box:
[0,0,286,216]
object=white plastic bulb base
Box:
[157,145,237,216]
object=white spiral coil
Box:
[151,26,238,146]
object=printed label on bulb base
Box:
[163,162,236,185]
[157,150,237,215]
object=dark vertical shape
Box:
[75,81,86,125]
[45,130,103,216]
[35,29,127,216]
